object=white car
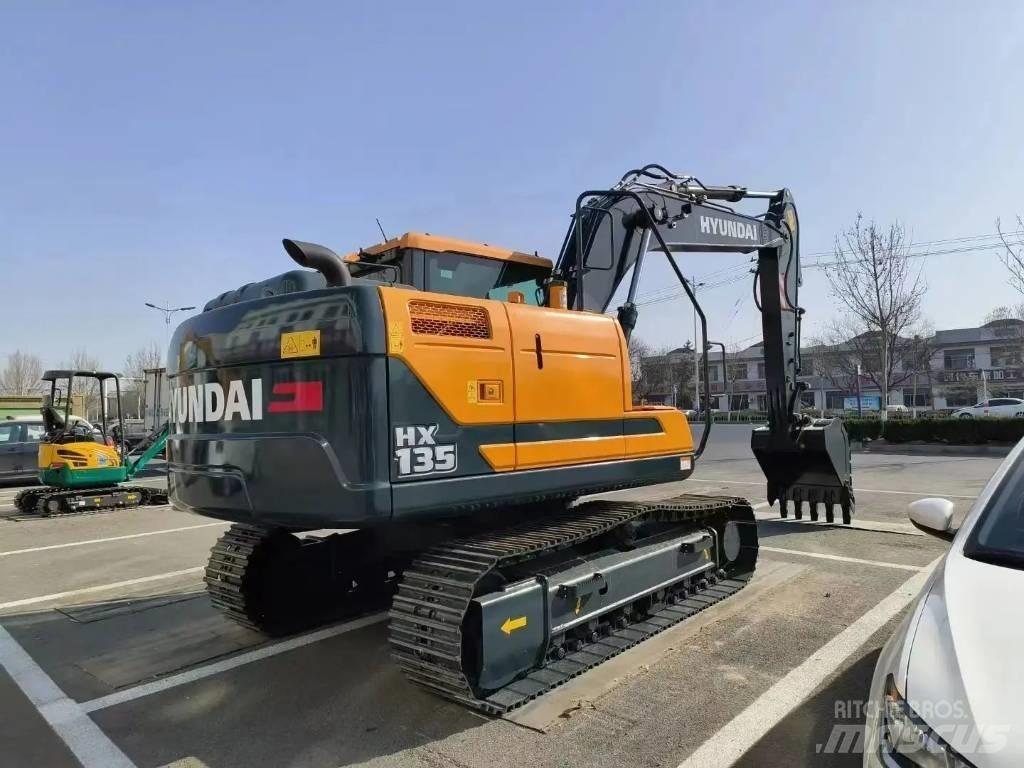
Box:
[863,441,1024,766]
[950,398,1024,419]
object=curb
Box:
[853,441,1013,457]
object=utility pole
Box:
[856,363,863,417]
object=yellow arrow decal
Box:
[501,616,527,635]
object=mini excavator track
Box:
[14,485,168,517]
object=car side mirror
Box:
[907,498,956,541]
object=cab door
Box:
[504,304,626,469]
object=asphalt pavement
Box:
[0,425,994,768]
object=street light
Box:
[145,302,196,354]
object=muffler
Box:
[751,417,855,524]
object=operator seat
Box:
[40,403,65,437]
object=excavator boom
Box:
[556,165,855,522]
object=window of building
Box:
[728,394,749,411]
[903,390,932,407]
[756,362,766,379]
[727,363,747,381]
[943,349,975,370]
[708,366,719,382]
[800,391,816,408]
[990,345,1023,367]
[826,391,851,410]
[944,387,977,407]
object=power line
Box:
[629,235,1024,309]
[630,229,1017,306]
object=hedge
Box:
[843,417,1024,444]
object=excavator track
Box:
[205,524,398,635]
[14,485,168,517]
[388,493,758,715]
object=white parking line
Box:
[676,556,942,768]
[0,567,204,611]
[686,477,978,500]
[0,623,136,767]
[753,509,922,536]
[81,612,389,712]
[0,522,228,558]
[759,546,925,572]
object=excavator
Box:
[14,370,169,516]
[167,166,854,714]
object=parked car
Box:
[863,440,1024,766]
[885,404,909,413]
[0,416,47,482]
[950,397,1024,419]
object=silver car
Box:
[864,440,1024,766]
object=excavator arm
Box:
[555,165,854,523]
[124,422,170,480]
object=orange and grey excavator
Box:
[167,165,853,714]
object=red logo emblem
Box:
[267,381,323,413]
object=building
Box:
[678,318,1024,413]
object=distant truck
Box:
[143,367,169,432]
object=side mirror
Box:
[907,498,956,541]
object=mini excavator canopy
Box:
[555,165,855,522]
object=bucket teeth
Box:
[777,485,853,525]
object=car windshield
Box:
[964,451,1024,569]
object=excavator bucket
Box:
[751,417,855,524]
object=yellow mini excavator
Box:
[166,165,854,713]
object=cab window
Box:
[0,424,20,443]
[425,252,546,305]
[25,424,46,441]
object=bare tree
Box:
[121,343,163,419]
[824,215,927,419]
[634,343,695,406]
[60,349,104,421]
[627,335,654,400]
[997,216,1024,295]
[0,351,44,395]
[983,304,1024,324]
[124,342,163,381]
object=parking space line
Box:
[676,555,942,768]
[0,623,136,767]
[686,477,978,500]
[0,522,228,558]
[759,546,925,571]
[81,612,388,712]
[0,567,205,611]
[753,510,923,536]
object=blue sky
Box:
[2,1,1023,368]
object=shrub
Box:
[844,417,1024,444]
[843,419,883,442]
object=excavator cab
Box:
[555,165,855,523]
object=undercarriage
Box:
[203,494,758,712]
[14,485,168,517]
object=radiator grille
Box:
[408,300,491,339]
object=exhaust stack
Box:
[282,239,353,287]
